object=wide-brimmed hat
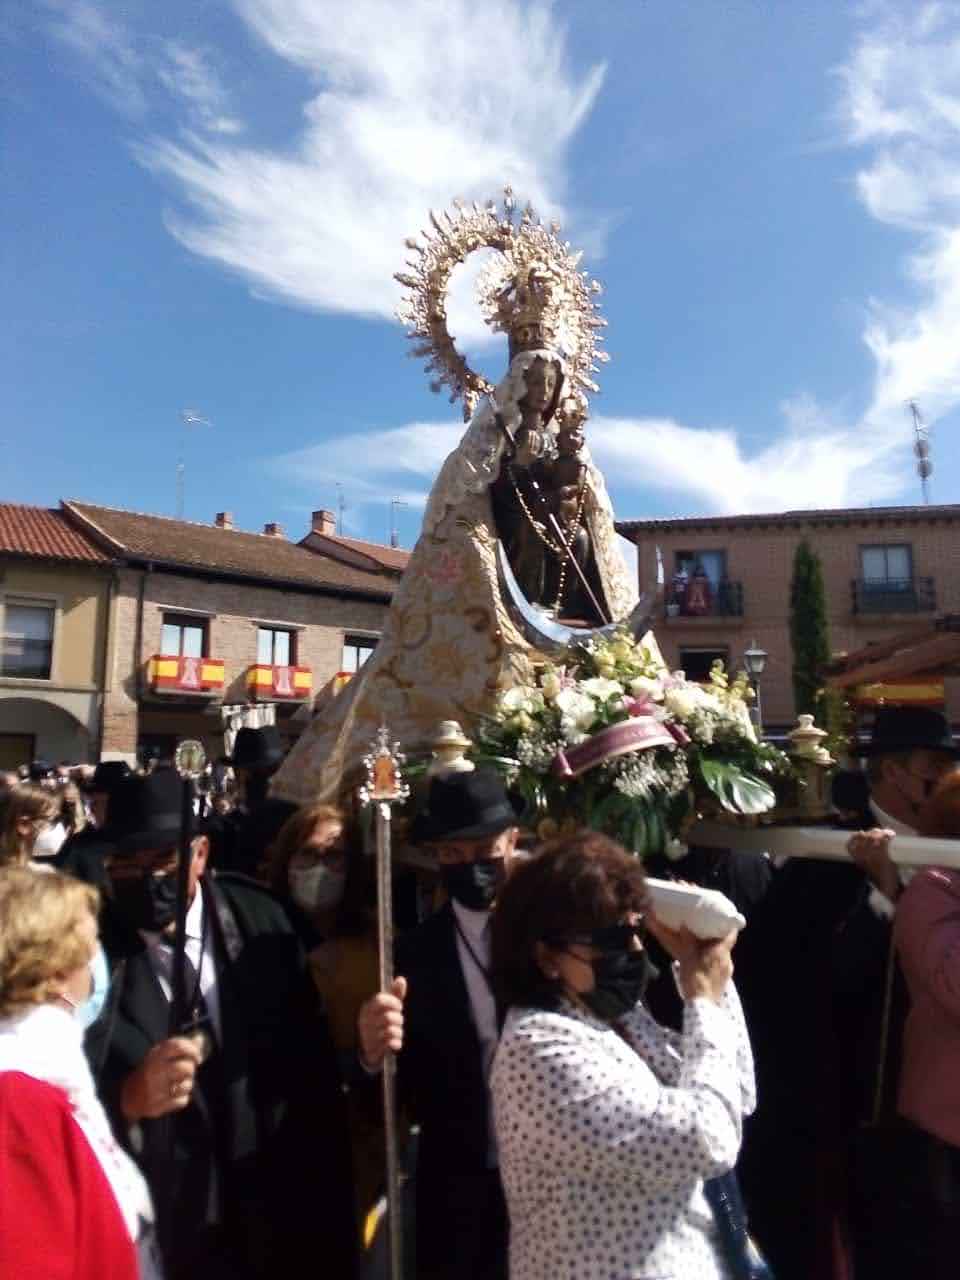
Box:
[228,726,285,770]
[861,707,960,758]
[110,769,197,854]
[410,768,519,844]
[84,760,132,794]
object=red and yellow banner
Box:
[246,664,313,700]
[854,676,945,708]
[148,655,225,693]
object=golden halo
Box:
[395,189,609,421]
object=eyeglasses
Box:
[545,922,646,953]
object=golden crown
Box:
[395,189,608,420]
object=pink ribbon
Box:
[552,716,678,779]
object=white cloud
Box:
[839,2,960,437]
[134,0,605,330]
[42,0,145,114]
[156,42,244,136]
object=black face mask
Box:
[580,948,655,1023]
[111,871,179,933]
[441,859,505,913]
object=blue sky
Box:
[4,0,960,550]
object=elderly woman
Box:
[490,831,755,1280]
[0,867,158,1279]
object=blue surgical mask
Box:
[67,946,110,1032]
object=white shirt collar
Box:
[451,898,491,947]
[869,798,916,837]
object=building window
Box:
[342,635,378,673]
[1,599,55,679]
[675,549,727,585]
[161,613,207,658]
[678,646,729,683]
[257,626,295,667]
[860,544,912,584]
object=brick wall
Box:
[100,567,391,759]
[628,511,960,730]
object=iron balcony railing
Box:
[851,576,936,615]
[665,580,744,619]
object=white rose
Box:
[629,675,664,702]
[540,671,562,700]
[580,676,623,702]
[664,687,701,721]
[555,688,597,732]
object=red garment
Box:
[0,1071,139,1280]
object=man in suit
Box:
[90,770,356,1280]
[54,760,131,893]
[358,768,519,1280]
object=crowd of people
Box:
[0,707,958,1278]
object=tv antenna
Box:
[907,400,932,505]
[389,497,409,548]
[177,409,211,518]
[336,483,347,534]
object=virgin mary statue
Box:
[271,194,643,806]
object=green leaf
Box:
[698,756,776,814]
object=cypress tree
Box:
[789,539,830,716]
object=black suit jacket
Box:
[394,904,507,1275]
[91,873,356,1278]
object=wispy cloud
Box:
[134,0,605,331]
[42,2,242,134]
[41,0,145,115]
[839,2,960,431]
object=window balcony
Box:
[851,577,936,615]
[664,580,744,620]
[147,654,225,695]
[246,664,313,701]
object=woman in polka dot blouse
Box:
[490,831,755,1280]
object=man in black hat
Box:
[216,726,295,876]
[358,767,519,1280]
[54,760,132,892]
[89,770,357,1279]
[738,706,959,1279]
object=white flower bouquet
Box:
[476,630,792,855]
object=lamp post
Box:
[742,639,768,736]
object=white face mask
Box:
[288,862,347,913]
[33,821,66,859]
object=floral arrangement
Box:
[475,630,792,856]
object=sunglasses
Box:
[545,922,646,952]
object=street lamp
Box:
[742,639,768,735]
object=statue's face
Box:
[522,358,559,413]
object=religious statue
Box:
[271,192,646,807]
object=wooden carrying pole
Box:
[688,819,960,870]
[360,727,409,1280]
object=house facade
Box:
[0,501,407,767]
[616,503,960,732]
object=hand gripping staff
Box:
[359,726,410,1280]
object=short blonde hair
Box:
[0,868,99,1018]
[0,784,59,867]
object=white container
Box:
[644,877,746,939]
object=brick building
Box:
[616,503,960,732]
[0,505,113,767]
[0,501,407,767]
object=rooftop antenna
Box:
[177,409,211,518]
[907,400,932,505]
[336,483,347,534]
[389,497,409,548]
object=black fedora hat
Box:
[410,768,519,844]
[84,760,131,794]
[111,769,197,854]
[862,706,960,758]
[228,726,285,770]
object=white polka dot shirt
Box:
[491,982,755,1279]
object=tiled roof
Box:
[301,530,410,573]
[616,503,960,533]
[64,501,396,597]
[0,504,109,563]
